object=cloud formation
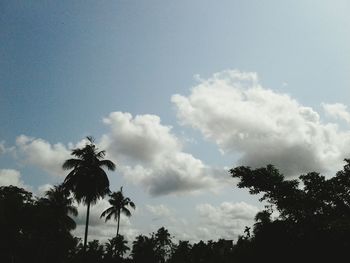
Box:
[172,70,350,176]
[15,135,71,176]
[0,169,26,188]
[195,201,259,240]
[323,103,350,124]
[101,112,225,196]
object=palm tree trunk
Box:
[83,201,91,253]
[117,208,120,237]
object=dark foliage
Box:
[2,140,350,263]
[230,159,350,263]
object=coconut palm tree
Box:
[42,184,78,231]
[62,136,116,252]
[100,187,135,237]
[105,234,130,259]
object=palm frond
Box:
[99,159,116,171]
[122,207,132,217]
[62,159,82,170]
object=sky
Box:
[1,0,350,243]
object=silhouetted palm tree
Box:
[62,136,116,252]
[105,234,130,259]
[101,187,135,237]
[43,184,78,231]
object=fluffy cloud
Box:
[172,70,350,176]
[101,112,225,196]
[15,135,71,176]
[323,103,350,124]
[0,169,26,188]
[195,201,259,240]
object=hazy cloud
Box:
[146,204,172,218]
[172,70,350,176]
[195,201,259,240]
[322,102,350,124]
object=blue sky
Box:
[1,0,350,242]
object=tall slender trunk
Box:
[83,201,91,253]
[117,208,120,237]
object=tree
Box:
[131,234,158,263]
[105,234,130,260]
[42,184,78,231]
[0,186,34,263]
[230,159,350,263]
[154,227,173,263]
[169,241,192,263]
[100,187,135,237]
[62,136,116,252]
[35,185,78,263]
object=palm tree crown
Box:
[101,187,135,237]
[62,137,115,205]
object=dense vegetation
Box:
[1,138,350,262]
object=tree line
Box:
[1,137,350,262]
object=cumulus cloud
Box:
[195,201,259,240]
[15,135,71,176]
[172,70,350,176]
[322,103,350,124]
[101,112,225,196]
[0,169,26,188]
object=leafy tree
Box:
[62,136,116,252]
[168,241,192,263]
[105,234,130,261]
[101,187,135,237]
[154,227,173,263]
[41,184,78,231]
[230,159,350,262]
[0,186,34,263]
[131,234,158,263]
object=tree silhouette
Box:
[105,234,130,260]
[154,227,173,263]
[0,186,33,263]
[230,159,350,263]
[42,184,78,231]
[101,187,135,237]
[62,136,116,253]
[131,234,158,263]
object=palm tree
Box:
[105,234,130,259]
[100,187,135,237]
[62,136,116,252]
[43,184,78,231]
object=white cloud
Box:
[195,201,259,240]
[322,102,350,124]
[0,169,26,188]
[172,70,350,176]
[15,135,71,177]
[101,112,226,196]
[101,112,181,163]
